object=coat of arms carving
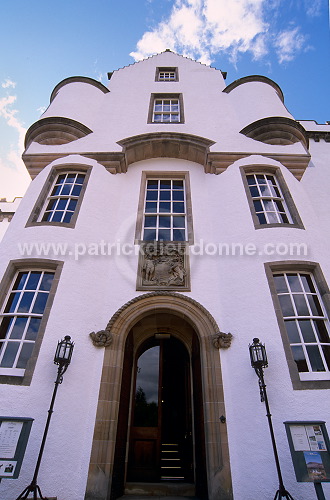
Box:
[137,242,190,291]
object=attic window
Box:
[156,67,178,82]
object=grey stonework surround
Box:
[22,131,311,179]
[240,164,305,230]
[264,260,330,390]
[84,292,233,500]
[26,164,91,229]
[0,259,63,386]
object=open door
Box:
[127,336,193,483]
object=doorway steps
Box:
[160,443,184,481]
[124,443,195,497]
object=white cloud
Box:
[304,0,322,17]
[97,72,106,83]
[130,0,310,65]
[0,89,30,199]
[0,95,26,150]
[1,79,16,89]
[275,26,306,63]
[37,106,47,116]
[130,0,270,64]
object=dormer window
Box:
[156,67,178,82]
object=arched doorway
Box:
[84,293,233,500]
[112,313,206,499]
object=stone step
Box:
[124,482,195,497]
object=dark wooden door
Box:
[127,337,193,483]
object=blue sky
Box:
[0,0,329,200]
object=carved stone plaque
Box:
[137,242,190,291]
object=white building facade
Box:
[0,51,330,500]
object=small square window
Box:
[155,67,178,82]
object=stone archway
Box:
[85,293,233,500]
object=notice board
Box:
[0,417,33,479]
[284,421,330,482]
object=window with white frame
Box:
[0,270,55,376]
[153,98,180,123]
[156,67,178,81]
[273,272,330,380]
[41,172,86,223]
[149,94,183,124]
[246,173,292,224]
[143,178,187,241]
[27,166,90,229]
[159,71,176,81]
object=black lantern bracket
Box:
[249,337,268,402]
[16,336,74,500]
[249,338,295,500]
[54,335,74,383]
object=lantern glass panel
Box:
[250,340,268,367]
[54,336,73,364]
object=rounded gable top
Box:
[50,76,110,103]
[223,75,284,103]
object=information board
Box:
[285,421,330,483]
[0,417,33,479]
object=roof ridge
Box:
[109,49,222,75]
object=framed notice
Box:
[285,421,330,483]
[0,417,33,479]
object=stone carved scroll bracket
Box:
[212,331,233,349]
[89,329,113,348]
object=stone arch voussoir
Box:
[105,291,221,341]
